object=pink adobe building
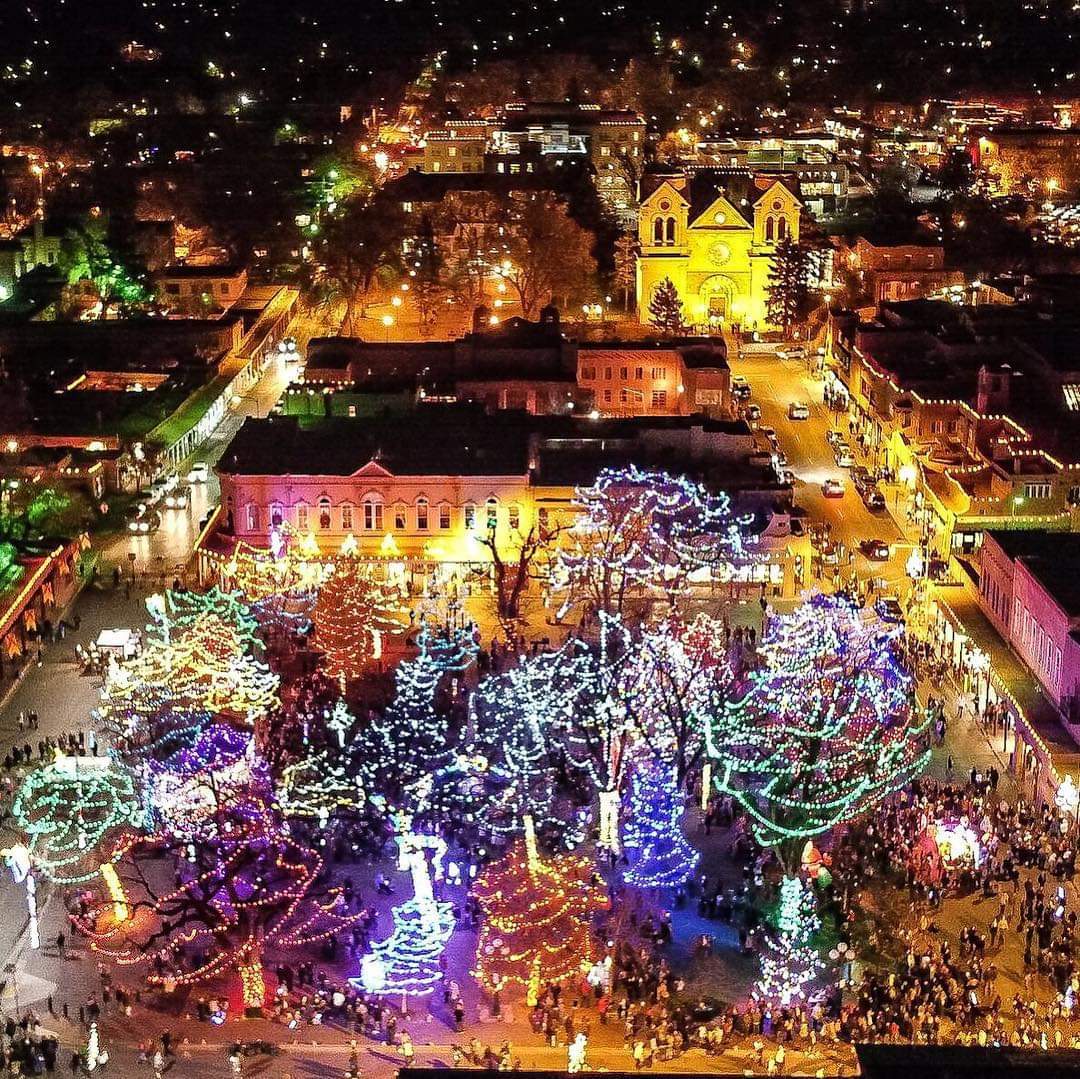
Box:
[977,530,1080,719]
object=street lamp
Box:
[382,314,394,342]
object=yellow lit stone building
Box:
[635,169,802,331]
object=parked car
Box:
[850,466,872,491]
[149,473,178,501]
[164,486,190,509]
[860,538,891,561]
[788,401,810,420]
[758,425,777,444]
[187,461,210,484]
[835,448,856,468]
[826,430,845,450]
[778,468,796,486]
[772,451,789,470]
[732,375,752,400]
[745,402,762,422]
[822,478,846,498]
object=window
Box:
[664,217,676,244]
[246,503,260,531]
[652,390,667,408]
[652,217,664,244]
[508,503,520,531]
[318,497,331,530]
[464,503,476,530]
[432,160,441,172]
[394,505,406,530]
[620,388,630,404]
[270,503,283,527]
[635,366,643,380]
[765,217,775,242]
[931,420,945,435]
[364,499,383,531]
[439,503,451,530]
[1025,482,1052,500]
[341,503,353,530]
[448,146,457,157]
[486,497,498,531]
[604,366,612,380]
[538,507,549,530]
[603,389,612,403]
[348,405,357,418]
[416,497,429,530]
[600,144,610,156]
[582,366,595,380]
[296,503,308,531]
[620,366,628,380]
[651,366,664,380]
[777,217,788,240]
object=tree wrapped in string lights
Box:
[276,749,364,827]
[472,819,607,1005]
[313,562,405,683]
[705,593,931,1004]
[623,761,698,890]
[72,801,361,1014]
[146,724,270,841]
[353,619,471,802]
[11,755,143,929]
[353,828,455,1009]
[555,467,753,618]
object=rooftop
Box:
[987,530,1080,618]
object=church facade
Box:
[635,170,802,332]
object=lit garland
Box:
[149,587,260,650]
[554,466,756,616]
[705,593,932,871]
[623,762,699,890]
[313,562,405,682]
[471,821,607,999]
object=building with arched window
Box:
[635,168,802,331]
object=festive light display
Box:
[623,762,699,889]
[753,875,822,1006]
[150,587,259,649]
[277,749,364,826]
[555,467,755,617]
[353,621,461,800]
[353,829,455,1005]
[326,699,355,749]
[147,724,269,840]
[313,562,405,682]
[12,756,143,886]
[471,818,607,1000]
[705,594,931,873]
[72,804,362,1012]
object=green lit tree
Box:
[647,277,685,336]
[59,215,150,317]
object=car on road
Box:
[822,478,846,498]
[777,346,806,361]
[164,485,190,509]
[860,538,891,561]
[187,461,210,484]
[758,425,777,443]
[778,468,796,486]
[149,473,178,501]
[826,429,844,449]
[863,486,887,511]
[788,401,810,420]
[772,451,789,470]
[744,403,761,422]
[835,447,856,468]
[731,375,752,400]
[875,596,904,624]
[127,507,162,534]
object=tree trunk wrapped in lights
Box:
[471,818,608,1003]
[705,593,931,1004]
[623,760,699,890]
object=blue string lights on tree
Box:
[623,761,699,890]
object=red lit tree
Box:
[471,820,607,1005]
[312,562,405,683]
